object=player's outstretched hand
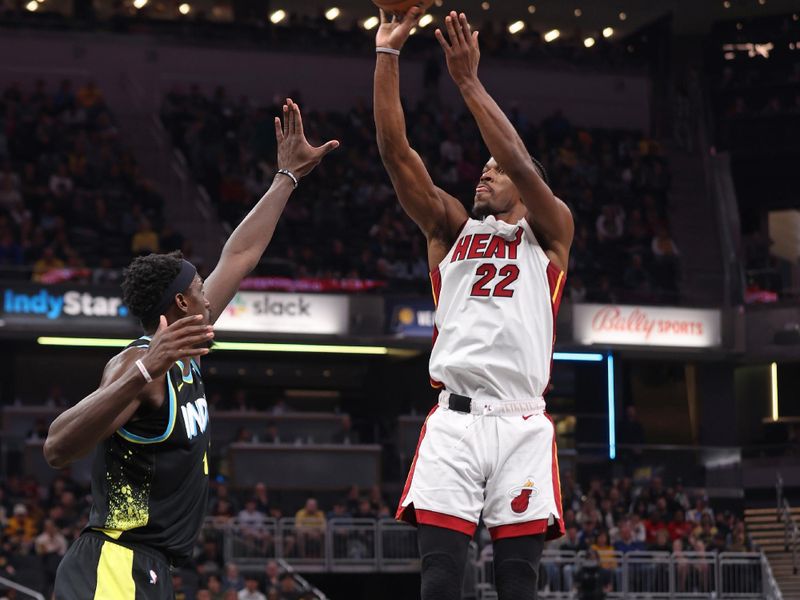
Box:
[275,98,339,179]
[435,11,480,87]
[375,6,423,52]
[140,315,213,379]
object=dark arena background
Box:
[1,0,800,598]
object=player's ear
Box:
[175,293,189,314]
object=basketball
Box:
[372,0,435,15]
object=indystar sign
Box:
[3,289,129,319]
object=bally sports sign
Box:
[573,304,722,348]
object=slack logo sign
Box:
[2,289,129,320]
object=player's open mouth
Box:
[476,185,490,193]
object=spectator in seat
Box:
[131,217,160,255]
[295,498,325,558]
[279,574,300,600]
[648,528,672,553]
[222,562,244,592]
[614,518,645,554]
[687,496,714,524]
[206,574,224,600]
[693,513,718,546]
[326,499,351,521]
[333,415,358,444]
[253,483,273,516]
[31,247,64,282]
[238,576,266,600]
[173,573,191,600]
[5,504,36,544]
[238,498,265,538]
[35,518,67,588]
[645,508,669,544]
[263,560,282,591]
[668,509,693,541]
[623,253,653,298]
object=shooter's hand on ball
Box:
[275,98,339,179]
[435,11,481,88]
[375,6,423,52]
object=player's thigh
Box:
[404,408,488,518]
[483,414,560,531]
[54,536,172,600]
[55,535,103,600]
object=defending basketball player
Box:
[44,100,338,599]
[374,8,574,599]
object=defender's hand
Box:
[375,6,423,52]
[140,315,213,379]
[435,11,480,87]
[275,98,339,179]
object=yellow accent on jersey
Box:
[552,270,565,304]
[93,527,124,540]
[203,451,208,475]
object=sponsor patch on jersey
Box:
[508,477,539,514]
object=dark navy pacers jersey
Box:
[86,337,210,565]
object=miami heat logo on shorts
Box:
[508,477,539,514]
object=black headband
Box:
[150,259,197,318]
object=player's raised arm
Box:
[373,8,468,266]
[436,11,573,270]
[203,100,339,323]
[44,315,213,468]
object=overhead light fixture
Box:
[527,4,536,13]
[771,362,779,421]
[573,8,582,17]
[133,0,147,8]
[619,11,627,21]
[602,26,614,38]
[269,9,286,23]
[324,7,340,20]
[419,13,433,27]
[544,29,560,42]
[607,354,616,460]
[178,2,190,14]
[553,352,604,362]
[25,0,38,10]
[35,336,419,357]
[584,37,595,48]
[508,20,525,34]
[363,15,379,29]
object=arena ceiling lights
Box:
[35,336,418,357]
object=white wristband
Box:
[135,359,153,383]
[277,168,299,189]
[376,47,401,56]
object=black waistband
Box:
[84,530,172,568]
[448,393,473,414]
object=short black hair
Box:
[121,251,183,331]
[530,155,550,187]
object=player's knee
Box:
[421,552,463,600]
[494,557,538,599]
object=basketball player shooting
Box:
[374,8,574,599]
[44,100,338,599]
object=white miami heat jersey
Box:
[428,216,566,405]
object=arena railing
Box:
[207,517,773,597]
[0,576,46,600]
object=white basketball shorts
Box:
[396,405,565,541]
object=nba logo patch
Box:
[149,570,158,585]
[507,478,539,514]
